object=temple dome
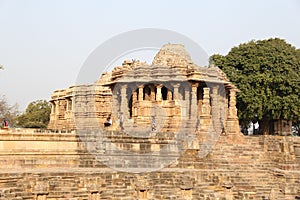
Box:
[152,44,194,67]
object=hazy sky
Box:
[1,0,300,111]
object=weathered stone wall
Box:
[0,128,299,199]
[0,129,80,168]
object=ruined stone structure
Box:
[0,44,299,199]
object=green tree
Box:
[0,96,19,127]
[210,38,300,134]
[17,100,51,128]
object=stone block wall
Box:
[0,128,299,199]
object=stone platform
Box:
[0,128,300,199]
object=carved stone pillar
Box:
[48,101,56,129]
[112,88,119,125]
[156,84,162,101]
[66,97,74,130]
[219,88,227,128]
[228,89,238,119]
[58,100,67,128]
[226,88,242,137]
[66,98,72,111]
[55,100,59,116]
[173,83,180,101]
[198,87,212,136]
[167,89,172,101]
[197,88,203,117]
[210,85,219,113]
[120,84,129,119]
[190,83,199,120]
[54,100,59,129]
[184,85,190,118]
[65,98,70,129]
[133,90,138,104]
[201,87,211,116]
[211,85,221,133]
[70,97,73,111]
[150,86,155,101]
[50,101,55,114]
[66,99,69,111]
[138,85,144,101]
[130,86,138,119]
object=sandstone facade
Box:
[48,44,240,137]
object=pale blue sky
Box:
[0,0,300,111]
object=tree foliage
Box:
[17,100,51,128]
[210,38,300,133]
[0,96,19,127]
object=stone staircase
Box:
[0,128,299,199]
[172,135,286,199]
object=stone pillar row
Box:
[48,82,240,133]
[50,98,73,115]
[117,83,202,103]
[137,84,164,102]
[116,84,181,102]
[49,84,214,116]
[48,84,237,121]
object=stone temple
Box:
[0,44,299,199]
[47,44,240,136]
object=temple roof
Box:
[152,44,193,66]
[101,44,237,89]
